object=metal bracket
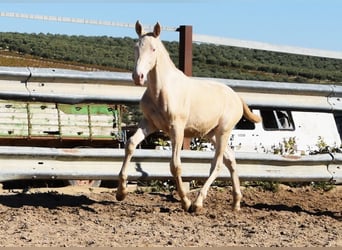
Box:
[22,67,32,85]
[328,96,342,112]
[328,164,342,184]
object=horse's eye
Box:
[152,48,156,52]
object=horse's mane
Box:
[158,40,177,69]
[142,33,178,70]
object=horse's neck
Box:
[147,44,183,98]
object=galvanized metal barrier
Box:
[0,66,342,184]
[0,146,341,183]
[1,66,342,111]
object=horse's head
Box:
[132,21,161,86]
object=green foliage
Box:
[0,32,136,70]
[192,43,342,83]
[190,137,212,151]
[310,181,335,192]
[243,181,280,192]
[1,32,341,84]
[310,136,342,154]
[272,137,298,155]
[154,138,170,147]
[136,180,175,193]
[121,104,142,126]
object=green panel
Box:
[59,104,118,116]
[0,100,122,141]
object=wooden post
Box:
[177,25,193,149]
[178,25,193,76]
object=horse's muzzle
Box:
[132,72,145,86]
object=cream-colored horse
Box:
[116,21,261,212]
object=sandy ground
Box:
[0,183,341,247]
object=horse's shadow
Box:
[149,192,179,203]
[2,192,340,220]
[0,192,116,211]
[244,202,342,221]
[0,191,179,213]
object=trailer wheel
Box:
[67,180,101,187]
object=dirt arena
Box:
[0,183,341,247]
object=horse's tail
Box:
[241,98,262,123]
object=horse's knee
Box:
[170,159,182,177]
[170,166,182,177]
[224,150,237,169]
[210,157,223,172]
[125,138,137,155]
[125,127,148,154]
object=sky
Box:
[0,0,341,52]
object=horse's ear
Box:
[153,22,161,38]
[135,20,143,37]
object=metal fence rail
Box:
[0,66,342,184]
[0,147,341,183]
[193,34,342,60]
[1,66,342,111]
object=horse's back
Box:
[184,78,243,136]
[187,78,242,113]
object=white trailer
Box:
[230,109,341,155]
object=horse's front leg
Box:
[223,146,242,211]
[116,119,155,201]
[170,125,192,211]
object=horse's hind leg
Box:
[192,132,242,212]
[192,132,228,213]
[224,146,242,211]
[116,119,156,201]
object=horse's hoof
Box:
[116,191,127,201]
[181,199,192,212]
[190,204,204,215]
[232,203,241,212]
[232,194,242,211]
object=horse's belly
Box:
[184,123,216,138]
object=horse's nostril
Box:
[140,73,144,80]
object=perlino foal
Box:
[116,21,261,212]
